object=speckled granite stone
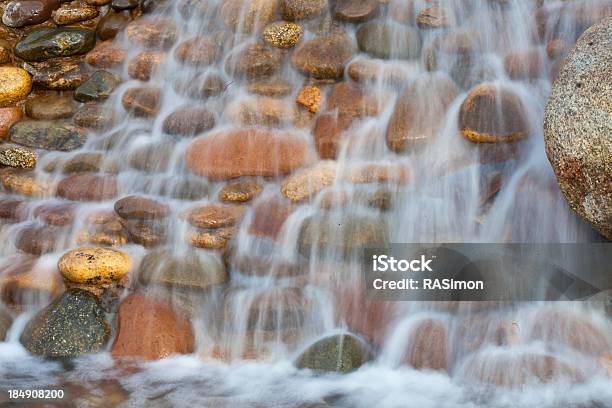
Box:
[544,17,612,239]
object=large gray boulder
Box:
[544,17,612,239]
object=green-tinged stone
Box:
[15,28,96,62]
[74,70,121,102]
[296,333,372,373]
[9,120,87,151]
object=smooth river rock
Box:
[2,0,59,28]
[544,17,612,239]
[58,246,131,285]
[20,289,110,358]
[291,33,356,79]
[9,120,86,151]
[185,128,313,180]
[0,144,37,168]
[296,333,372,373]
[111,294,194,360]
[139,247,227,290]
[15,28,96,62]
[0,67,32,106]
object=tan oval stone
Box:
[58,247,131,285]
[0,67,32,106]
[281,161,337,202]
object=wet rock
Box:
[0,41,11,65]
[546,38,567,60]
[327,81,382,118]
[185,128,313,180]
[296,85,322,113]
[248,79,293,97]
[462,351,583,387]
[52,2,98,25]
[220,0,278,33]
[0,307,11,340]
[162,106,215,137]
[504,48,545,80]
[57,247,129,288]
[188,227,235,250]
[403,318,448,371]
[333,0,377,23]
[139,247,227,290]
[61,152,118,173]
[225,97,295,127]
[356,21,421,59]
[111,293,194,360]
[126,19,177,49]
[387,73,459,152]
[543,17,612,239]
[15,223,62,255]
[296,333,372,373]
[20,289,110,358]
[33,203,75,226]
[0,107,23,139]
[281,0,326,20]
[291,33,356,79]
[0,198,26,222]
[184,204,245,229]
[198,72,227,97]
[121,86,161,117]
[219,179,263,203]
[73,103,114,129]
[0,168,50,197]
[530,309,610,355]
[281,161,336,201]
[56,173,118,201]
[9,120,86,151]
[15,28,95,62]
[0,144,37,168]
[127,51,163,81]
[2,0,59,28]
[346,59,411,85]
[114,195,169,220]
[423,31,484,88]
[175,36,220,66]
[96,10,130,40]
[416,6,453,29]
[77,210,128,246]
[123,219,167,247]
[25,94,74,120]
[459,83,528,143]
[349,163,409,184]
[601,353,612,377]
[248,196,294,239]
[25,58,86,90]
[128,140,173,171]
[74,70,120,102]
[0,260,63,305]
[313,113,354,159]
[0,67,32,107]
[111,0,138,10]
[86,42,126,68]
[298,213,388,257]
[263,21,303,49]
[225,42,282,80]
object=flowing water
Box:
[1,0,611,407]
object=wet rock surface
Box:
[20,289,110,358]
[15,28,96,61]
[185,128,313,179]
[9,120,87,151]
[111,293,194,360]
[59,246,131,285]
[296,333,372,373]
